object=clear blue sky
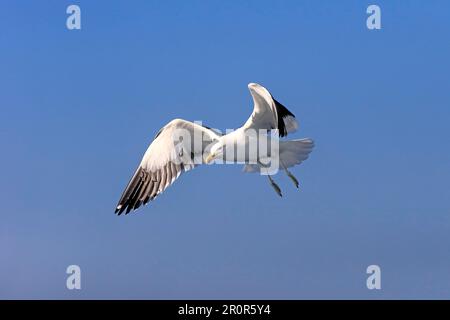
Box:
[1,0,450,299]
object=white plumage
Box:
[115,83,314,214]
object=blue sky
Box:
[1,0,449,299]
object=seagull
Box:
[115,83,314,215]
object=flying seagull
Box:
[115,83,314,215]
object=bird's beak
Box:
[205,153,215,164]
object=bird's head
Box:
[205,143,223,164]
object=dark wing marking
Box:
[201,123,223,136]
[115,162,185,215]
[115,119,219,215]
[272,96,295,138]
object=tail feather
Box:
[279,138,314,168]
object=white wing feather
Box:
[115,119,219,214]
[243,83,298,137]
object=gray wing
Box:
[115,119,220,215]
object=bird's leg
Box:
[267,174,282,197]
[282,162,299,189]
[257,160,282,197]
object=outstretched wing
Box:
[243,83,298,137]
[115,119,220,215]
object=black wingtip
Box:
[272,96,295,137]
[115,205,127,215]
